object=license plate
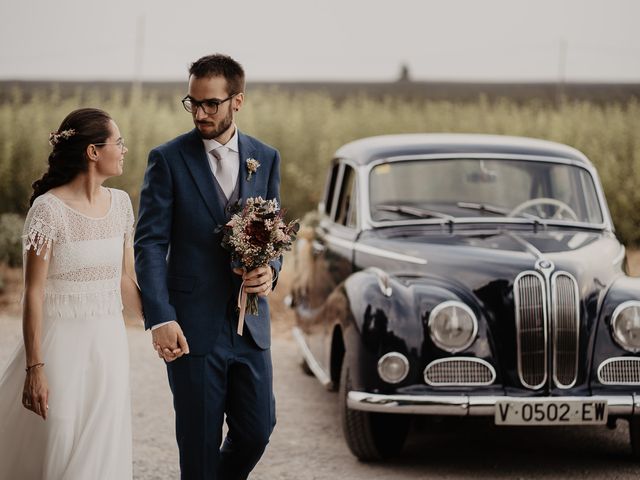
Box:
[495,399,608,425]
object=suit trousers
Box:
[166,311,276,480]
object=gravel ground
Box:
[3,252,640,479]
[2,314,640,480]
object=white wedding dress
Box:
[0,188,134,479]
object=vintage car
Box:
[287,133,640,461]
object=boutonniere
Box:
[246,158,260,181]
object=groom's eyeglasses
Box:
[182,94,237,115]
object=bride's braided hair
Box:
[30,108,112,206]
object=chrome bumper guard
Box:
[347,391,640,416]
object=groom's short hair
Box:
[189,54,245,95]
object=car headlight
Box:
[611,301,640,352]
[428,301,478,353]
[377,352,409,384]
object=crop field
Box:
[1,81,639,243]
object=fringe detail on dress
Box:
[23,229,54,260]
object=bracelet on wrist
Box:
[25,362,45,373]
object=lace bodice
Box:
[23,188,134,316]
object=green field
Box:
[1,83,639,244]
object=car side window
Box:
[335,165,357,227]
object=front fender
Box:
[591,275,640,394]
[341,269,495,393]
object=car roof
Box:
[334,134,592,166]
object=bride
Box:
[0,108,142,479]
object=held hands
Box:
[233,265,273,297]
[22,365,49,420]
[152,321,190,362]
[151,266,272,361]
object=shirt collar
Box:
[202,124,239,154]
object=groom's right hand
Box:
[152,321,190,362]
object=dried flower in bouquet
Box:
[222,197,299,334]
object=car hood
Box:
[355,228,623,292]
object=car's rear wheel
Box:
[629,416,640,459]
[339,360,409,461]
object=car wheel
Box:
[630,416,640,459]
[339,360,409,461]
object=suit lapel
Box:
[181,129,226,225]
[238,131,258,203]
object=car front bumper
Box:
[347,391,640,416]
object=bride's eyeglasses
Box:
[94,138,126,153]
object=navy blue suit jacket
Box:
[134,128,281,353]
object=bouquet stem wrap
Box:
[237,281,259,335]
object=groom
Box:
[134,54,281,480]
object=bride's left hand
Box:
[233,265,273,297]
[22,366,49,420]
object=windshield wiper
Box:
[457,201,541,220]
[456,201,510,216]
[375,204,455,221]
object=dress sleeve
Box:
[23,198,58,260]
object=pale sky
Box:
[1,0,639,82]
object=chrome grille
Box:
[598,357,640,385]
[424,358,496,386]
[514,272,547,389]
[551,272,579,388]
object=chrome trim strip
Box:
[598,357,640,385]
[324,233,427,265]
[551,271,580,389]
[323,234,353,250]
[355,242,428,265]
[347,391,638,416]
[423,357,496,386]
[292,326,333,389]
[504,231,543,260]
[514,270,548,389]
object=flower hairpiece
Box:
[246,158,260,181]
[48,129,76,147]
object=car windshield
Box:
[369,158,604,224]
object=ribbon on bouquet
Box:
[237,279,247,336]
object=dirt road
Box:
[2,313,640,479]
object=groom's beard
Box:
[196,108,234,140]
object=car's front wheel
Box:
[630,416,640,459]
[339,361,409,461]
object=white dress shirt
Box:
[202,126,240,196]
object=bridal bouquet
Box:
[222,196,299,335]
